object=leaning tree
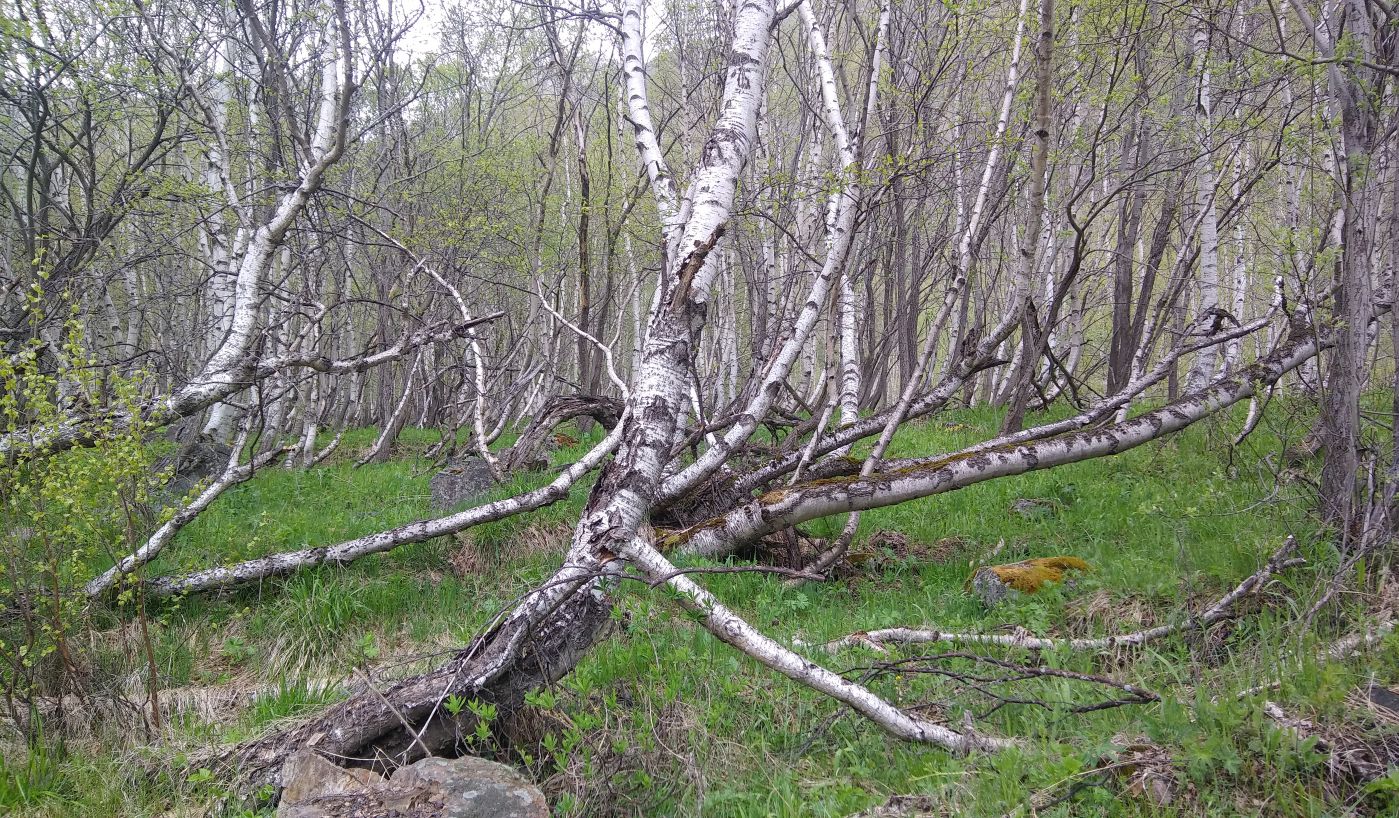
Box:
[0,0,1394,799]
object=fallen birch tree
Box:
[205,2,1395,799]
[2,1,1394,808]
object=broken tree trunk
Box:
[498,394,624,472]
[223,0,781,794]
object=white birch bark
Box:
[797,1,863,425]
[620,0,680,236]
[148,415,630,595]
[355,350,422,467]
[194,40,244,441]
[195,29,351,442]
[677,317,1354,558]
[1226,152,1250,373]
[938,0,1030,375]
[618,533,1012,752]
[817,538,1298,654]
[1185,23,1222,392]
[86,440,291,598]
[655,0,886,500]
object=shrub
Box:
[0,320,170,739]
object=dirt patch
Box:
[1110,734,1187,807]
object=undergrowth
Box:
[1,399,1396,817]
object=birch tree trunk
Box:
[1000,0,1055,434]
[1185,22,1222,392]
[225,0,783,788]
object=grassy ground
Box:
[2,401,1397,816]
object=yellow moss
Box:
[655,516,725,552]
[782,472,870,492]
[986,556,1090,593]
[654,530,683,552]
[885,451,974,476]
[879,442,1022,478]
[756,487,792,504]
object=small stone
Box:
[430,458,495,511]
[972,568,1015,606]
[1010,497,1056,518]
[344,768,385,787]
[1365,682,1399,717]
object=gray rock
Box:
[971,567,1015,607]
[970,557,1089,607]
[278,752,384,808]
[277,753,547,818]
[1009,497,1055,519]
[393,757,549,817]
[430,458,495,511]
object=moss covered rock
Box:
[971,556,1090,606]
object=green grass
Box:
[3,403,1397,817]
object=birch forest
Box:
[2,0,1399,815]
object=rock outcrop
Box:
[276,751,549,818]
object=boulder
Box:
[278,752,384,808]
[971,556,1089,606]
[430,458,495,511]
[393,757,549,817]
[276,752,548,818]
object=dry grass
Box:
[447,521,574,577]
[1063,590,1159,638]
[1264,698,1399,806]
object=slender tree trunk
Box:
[1001,0,1055,434]
[1186,22,1221,392]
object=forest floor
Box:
[3,401,1398,817]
